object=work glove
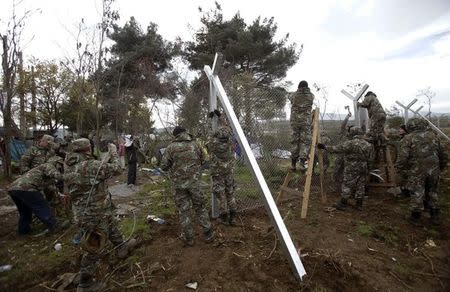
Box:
[214,109,221,117]
[208,111,215,118]
[317,143,326,150]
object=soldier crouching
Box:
[64,138,136,291]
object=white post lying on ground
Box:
[341,84,369,130]
[209,53,222,219]
[395,98,417,124]
[204,55,307,280]
[406,107,450,142]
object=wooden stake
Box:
[318,136,326,203]
[301,108,320,219]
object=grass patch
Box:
[120,214,152,242]
[392,262,413,279]
[356,221,374,237]
[372,225,400,247]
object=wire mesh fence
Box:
[218,75,332,212]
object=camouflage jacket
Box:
[290,87,314,126]
[19,145,54,173]
[328,136,373,163]
[161,132,205,189]
[63,151,121,222]
[358,93,386,118]
[396,129,448,176]
[208,124,235,173]
[9,162,62,192]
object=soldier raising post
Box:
[290,80,314,171]
[208,110,237,226]
[357,91,386,143]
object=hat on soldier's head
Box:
[172,126,186,137]
[71,138,91,152]
[41,134,55,143]
[47,155,64,165]
[298,80,308,89]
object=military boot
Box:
[408,211,422,227]
[77,273,105,292]
[290,158,297,171]
[423,200,430,213]
[333,198,348,211]
[228,210,237,226]
[204,229,215,243]
[117,238,137,259]
[356,199,363,211]
[219,213,229,225]
[430,208,441,226]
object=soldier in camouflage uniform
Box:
[290,80,314,170]
[396,118,448,226]
[8,156,64,235]
[161,126,214,246]
[357,91,386,142]
[64,138,135,292]
[333,112,352,190]
[19,134,55,173]
[208,110,237,225]
[319,127,373,210]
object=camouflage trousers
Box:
[368,113,386,140]
[408,173,440,212]
[79,214,124,276]
[212,170,237,215]
[341,162,367,200]
[173,186,212,240]
[291,124,311,160]
[333,155,345,188]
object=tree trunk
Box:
[2,36,13,178]
[30,66,37,131]
[18,51,26,137]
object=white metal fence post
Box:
[204,54,307,280]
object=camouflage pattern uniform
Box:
[396,118,448,223]
[358,92,386,140]
[333,113,351,188]
[326,127,373,208]
[290,86,314,162]
[208,122,237,224]
[19,134,55,173]
[64,139,127,289]
[161,131,213,243]
[8,156,63,234]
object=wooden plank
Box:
[318,144,326,203]
[301,108,320,219]
[276,171,295,203]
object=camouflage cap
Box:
[71,138,91,152]
[41,134,55,143]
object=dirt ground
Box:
[0,169,449,292]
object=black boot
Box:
[228,210,237,226]
[290,158,297,171]
[204,229,215,243]
[408,211,421,227]
[423,200,430,212]
[430,208,441,226]
[219,213,229,225]
[356,199,363,211]
[333,198,348,211]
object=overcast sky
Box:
[2,0,450,126]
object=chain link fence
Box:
[218,75,337,212]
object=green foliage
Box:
[185,2,300,86]
[387,116,404,129]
